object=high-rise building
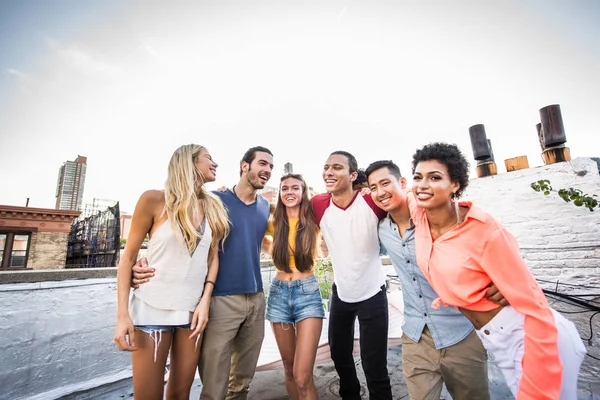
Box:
[55,155,87,211]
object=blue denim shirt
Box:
[378,215,473,349]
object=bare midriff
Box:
[274,269,315,282]
[458,305,504,330]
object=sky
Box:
[1,0,599,214]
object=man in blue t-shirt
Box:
[133,146,274,400]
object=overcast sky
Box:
[1,0,599,213]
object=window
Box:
[0,232,31,269]
[0,234,5,266]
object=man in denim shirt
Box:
[366,160,502,400]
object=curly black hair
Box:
[353,169,368,189]
[411,142,470,198]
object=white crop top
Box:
[129,219,212,325]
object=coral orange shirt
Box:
[409,197,562,400]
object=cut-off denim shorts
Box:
[266,275,325,325]
[135,324,191,334]
[134,324,194,362]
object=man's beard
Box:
[247,168,266,190]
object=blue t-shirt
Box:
[212,189,270,296]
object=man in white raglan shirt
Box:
[311,150,392,400]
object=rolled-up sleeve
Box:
[480,228,562,400]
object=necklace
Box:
[232,184,257,204]
[431,213,459,240]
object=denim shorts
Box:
[134,324,195,362]
[266,275,325,324]
[135,324,191,334]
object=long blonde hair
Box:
[164,144,229,253]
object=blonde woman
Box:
[114,144,229,400]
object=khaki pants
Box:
[402,327,490,400]
[199,293,266,400]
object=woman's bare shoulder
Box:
[136,190,165,213]
[140,189,164,201]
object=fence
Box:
[66,203,120,268]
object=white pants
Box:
[475,306,586,399]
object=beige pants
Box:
[199,293,266,400]
[402,327,490,400]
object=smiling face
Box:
[412,160,460,210]
[243,151,274,190]
[368,166,407,213]
[280,177,304,209]
[194,148,218,183]
[322,154,357,195]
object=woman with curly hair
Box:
[408,142,586,399]
[266,173,324,400]
[114,144,230,400]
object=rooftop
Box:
[61,345,599,399]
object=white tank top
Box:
[129,218,212,325]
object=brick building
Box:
[120,214,132,240]
[0,205,80,270]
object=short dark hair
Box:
[240,146,273,176]
[330,150,358,173]
[411,142,470,198]
[330,150,367,189]
[365,160,402,181]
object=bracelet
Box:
[204,280,216,286]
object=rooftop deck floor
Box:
[62,345,599,400]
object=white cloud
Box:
[6,68,27,80]
[45,37,122,78]
[6,68,32,92]
[336,5,348,22]
[139,39,158,59]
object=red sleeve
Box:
[310,194,331,227]
[363,193,387,220]
[480,227,562,400]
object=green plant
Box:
[314,257,334,300]
[531,180,599,212]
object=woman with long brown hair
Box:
[113,144,229,399]
[266,173,324,400]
